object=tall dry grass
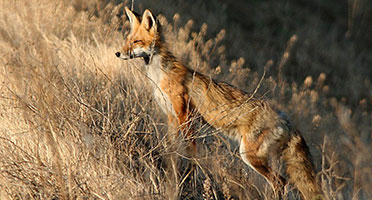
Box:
[0,0,371,199]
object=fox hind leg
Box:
[240,135,286,199]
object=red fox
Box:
[116,7,322,199]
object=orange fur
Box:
[116,7,322,199]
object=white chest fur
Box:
[145,55,175,116]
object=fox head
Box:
[115,7,160,64]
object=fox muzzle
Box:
[115,52,134,60]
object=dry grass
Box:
[0,0,371,199]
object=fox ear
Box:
[141,9,157,32]
[125,7,140,31]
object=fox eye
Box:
[133,40,142,44]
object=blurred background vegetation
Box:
[121,0,372,107]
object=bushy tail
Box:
[283,131,322,200]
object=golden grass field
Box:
[0,0,371,199]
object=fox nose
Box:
[115,52,121,57]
